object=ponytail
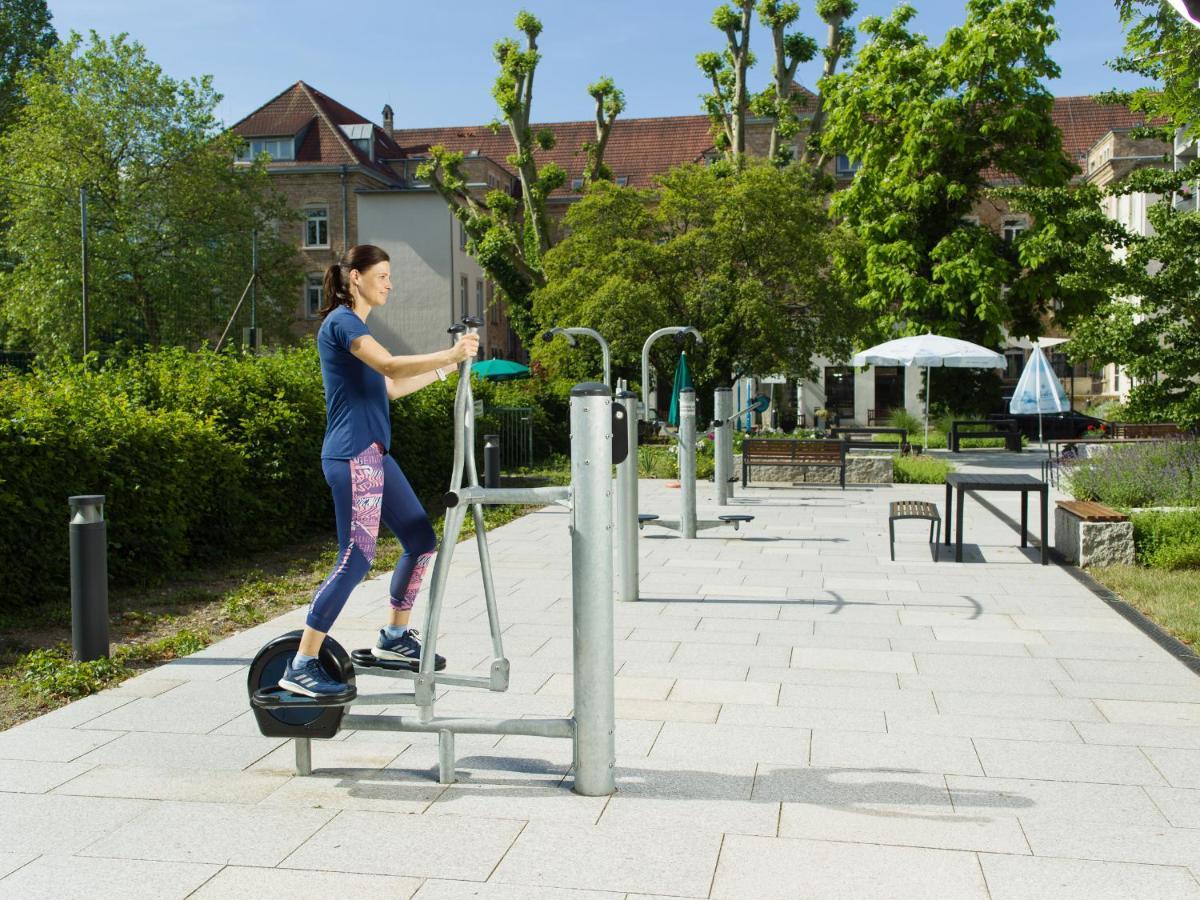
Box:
[318,244,390,320]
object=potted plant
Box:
[814,407,829,431]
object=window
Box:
[835,155,861,176]
[823,366,855,420]
[570,178,584,191]
[459,275,468,319]
[1002,217,1028,244]
[1113,368,1121,392]
[459,220,467,250]
[238,137,295,162]
[305,274,323,318]
[615,175,628,186]
[305,207,329,248]
[488,281,498,324]
[961,215,980,226]
[476,279,484,320]
[1004,349,1024,380]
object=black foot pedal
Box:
[351,648,447,672]
[718,514,755,531]
[638,513,660,531]
[251,685,356,709]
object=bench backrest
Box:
[1110,422,1185,439]
[743,439,845,462]
[1055,499,1128,522]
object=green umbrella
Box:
[667,350,694,426]
[469,359,531,381]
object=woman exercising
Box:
[279,244,479,698]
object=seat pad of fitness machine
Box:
[349,648,448,672]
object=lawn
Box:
[1089,565,1200,651]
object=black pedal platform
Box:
[351,648,447,672]
[251,685,356,709]
[718,514,755,531]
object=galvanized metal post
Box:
[570,382,615,796]
[68,495,109,661]
[615,388,639,602]
[679,388,697,539]
[714,387,732,506]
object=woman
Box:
[279,244,479,698]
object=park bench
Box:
[1110,422,1186,439]
[830,426,908,452]
[949,418,1021,453]
[1053,500,1133,567]
[888,500,940,561]
[741,438,847,489]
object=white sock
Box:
[383,624,409,639]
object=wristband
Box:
[435,367,447,382]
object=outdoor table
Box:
[943,473,1048,564]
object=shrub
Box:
[887,408,924,438]
[894,455,953,484]
[1131,510,1200,570]
[1067,441,1200,508]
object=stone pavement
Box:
[2,450,1200,898]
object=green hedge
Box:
[1131,510,1200,570]
[0,345,569,611]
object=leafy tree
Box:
[418,11,623,343]
[0,0,56,133]
[0,32,300,358]
[531,161,860,404]
[820,0,1077,348]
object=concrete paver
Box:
[2,461,1198,896]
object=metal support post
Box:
[484,434,500,488]
[438,730,456,784]
[68,495,109,661]
[714,387,732,506]
[295,737,312,776]
[678,388,697,539]
[615,388,639,602]
[640,326,702,421]
[570,382,615,796]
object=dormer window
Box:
[339,124,374,161]
[238,137,295,162]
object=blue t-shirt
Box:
[317,306,391,459]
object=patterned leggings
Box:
[307,443,437,633]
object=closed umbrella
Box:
[667,351,694,427]
[1008,343,1069,446]
[850,334,1006,450]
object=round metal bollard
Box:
[484,434,501,489]
[68,495,109,661]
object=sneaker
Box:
[278,656,354,699]
[372,628,446,670]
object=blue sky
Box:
[46,0,1148,128]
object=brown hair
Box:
[319,244,390,319]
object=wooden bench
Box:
[741,439,847,489]
[949,419,1022,453]
[867,408,885,426]
[1053,500,1133,567]
[888,500,940,561]
[1110,422,1186,439]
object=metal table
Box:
[943,473,1048,564]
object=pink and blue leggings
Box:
[307,443,436,633]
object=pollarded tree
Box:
[0,32,301,357]
[418,10,623,343]
[531,161,861,401]
[820,0,1078,348]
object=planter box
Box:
[1054,506,1135,567]
[734,453,893,485]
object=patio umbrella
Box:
[1008,343,1069,445]
[849,334,1006,450]
[667,351,694,427]
[470,359,530,382]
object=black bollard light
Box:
[68,494,109,661]
[484,434,501,488]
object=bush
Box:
[637,442,715,480]
[1067,441,1200,508]
[1131,510,1200,570]
[894,455,953,484]
[887,408,924,438]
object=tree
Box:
[820,0,1078,348]
[531,161,860,402]
[698,1,856,167]
[418,11,622,343]
[0,0,56,134]
[0,32,300,357]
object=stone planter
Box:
[734,453,894,485]
[1054,506,1135,567]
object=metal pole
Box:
[80,187,88,359]
[615,388,639,601]
[714,386,732,506]
[484,434,500,488]
[250,229,258,335]
[640,326,702,421]
[570,382,615,796]
[68,495,108,661]
[679,387,697,539]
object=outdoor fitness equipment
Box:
[249,316,624,796]
[711,389,770,506]
[542,327,612,388]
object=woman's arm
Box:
[350,334,466,380]
[384,369,446,400]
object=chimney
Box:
[382,104,393,135]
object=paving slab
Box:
[191,866,423,899]
[978,853,1200,900]
[0,854,220,900]
[0,793,152,856]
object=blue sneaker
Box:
[372,628,446,670]
[278,656,354,700]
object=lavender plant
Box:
[1066,441,1200,508]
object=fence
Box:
[492,406,534,470]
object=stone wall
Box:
[735,453,893,485]
[1054,507,1135,567]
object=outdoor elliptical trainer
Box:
[247,316,624,795]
